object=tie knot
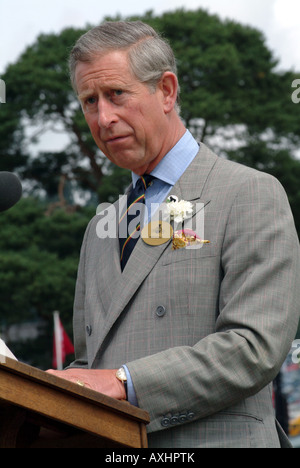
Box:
[135,174,155,193]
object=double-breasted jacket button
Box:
[156,305,166,317]
[179,413,188,423]
[86,325,92,336]
[170,415,179,425]
[161,417,170,427]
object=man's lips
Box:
[105,135,131,144]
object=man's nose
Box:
[97,99,118,129]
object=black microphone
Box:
[0,172,22,212]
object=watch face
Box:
[116,367,127,382]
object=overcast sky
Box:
[1,0,300,75]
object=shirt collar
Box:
[132,130,199,187]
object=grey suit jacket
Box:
[70,143,300,448]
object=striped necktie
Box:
[119,174,154,271]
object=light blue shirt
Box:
[124,129,199,405]
[132,129,199,223]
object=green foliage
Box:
[0,198,93,367]
[0,26,107,201]
[97,166,132,204]
[133,9,299,141]
[4,28,81,118]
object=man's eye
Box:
[113,90,123,97]
[86,96,97,105]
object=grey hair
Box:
[69,21,180,112]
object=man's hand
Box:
[46,368,126,400]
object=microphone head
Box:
[0,172,22,213]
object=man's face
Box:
[75,50,171,175]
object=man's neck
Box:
[134,116,186,176]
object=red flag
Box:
[53,311,74,369]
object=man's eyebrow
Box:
[78,90,94,101]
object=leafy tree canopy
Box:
[0,198,94,367]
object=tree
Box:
[0,27,117,204]
[0,198,94,367]
[129,10,300,142]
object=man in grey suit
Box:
[49,21,300,448]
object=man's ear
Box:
[159,72,178,114]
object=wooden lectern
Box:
[0,357,150,448]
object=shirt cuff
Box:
[123,364,138,407]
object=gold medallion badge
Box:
[141,221,173,246]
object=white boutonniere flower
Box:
[165,196,194,224]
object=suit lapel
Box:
[176,143,218,202]
[91,143,218,366]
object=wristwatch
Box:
[116,367,128,399]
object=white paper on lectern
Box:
[0,338,17,361]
